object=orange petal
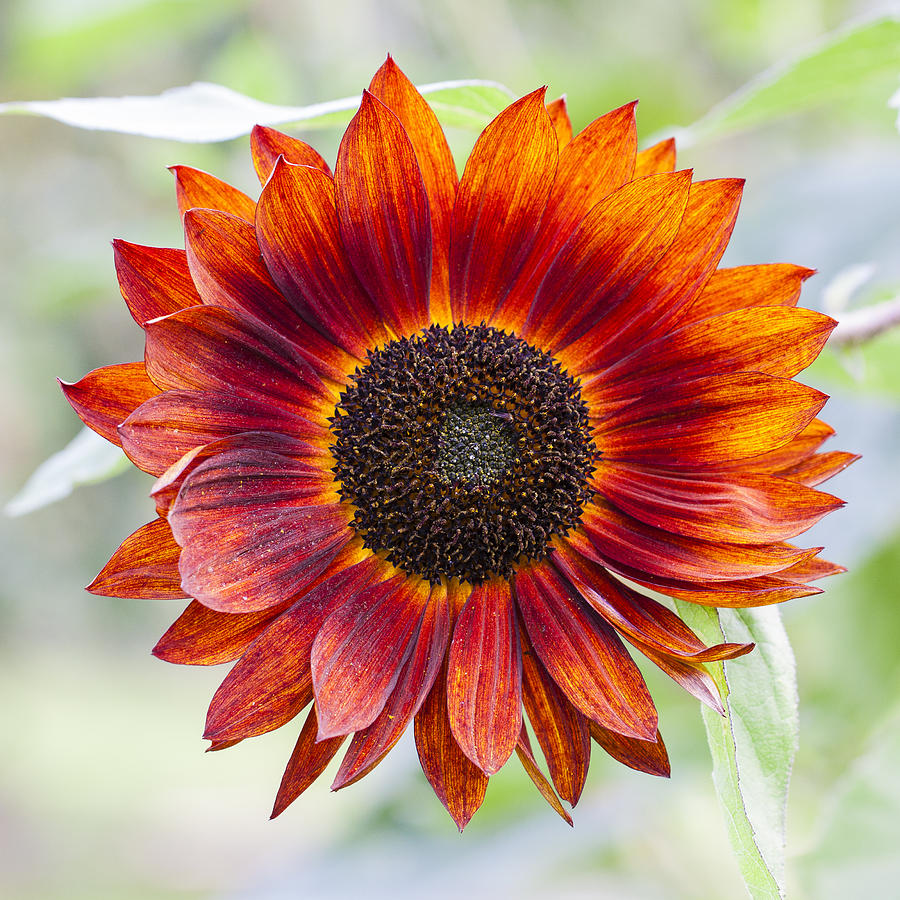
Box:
[334,90,432,336]
[447,579,522,775]
[271,705,345,818]
[515,726,573,825]
[638,644,726,714]
[112,240,201,326]
[312,575,430,738]
[520,625,591,806]
[87,517,186,599]
[589,720,670,777]
[449,87,557,322]
[368,57,458,325]
[633,138,676,177]
[777,450,860,487]
[60,362,158,446]
[250,124,331,184]
[170,164,256,221]
[546,96,573,147]
[680,263,815,325]
[515,561,657,740]
[414,658,488,831]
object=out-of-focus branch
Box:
[830,296,900,346]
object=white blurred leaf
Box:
[5,427,129,517]
[675,603,799,899]
[0,79,514,141]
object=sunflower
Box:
[62,57,855,830]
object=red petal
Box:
[271,705,345,819]
[446,579,522,775]
[520,626,591,806]
[589,720,670,777]
[203,555,381,742]
[515,727,573,825]
[580,501,816,583]
[368,57,458,325]
[153,599,287,666]
[112,241,201,326]
[680,264,815,325]
[334,90,432,336]
[634,138,676,177]
[551,543,752,663]
[182,208,353,383]
[778,554,845,582]
[312,575,431,738]
[522,171,692,350]
[595,373,827,467]
[546,96,573,147]
[170,165,256,221]
[558,177,741,369]
[723,418,834,474]
[250,124,331,184]
[144,304,331,416]
[256,157,387,357]
[515,561,657,740]
[169,442,351,612]
[119,389,326,476]
[87,517,186,599]
[60,362,158,447]
[777,450,860,487]
[449,88,557,323]
[414,658,488,831]
[332,581,451,790]
[637,645,726,714]
[591,462,844,545]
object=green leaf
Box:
[673,16,900,147]
[675,602,799,899]
[0,79,514,142]
[5,427,129,517]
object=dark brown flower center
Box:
[330,324,597,584]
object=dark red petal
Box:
[332,581,451,790]
[256,158,387,357]
[777,451,860,487]
[203,554,381,742]
[87,517,186,599]
[446,579,522,775]
[144,304,331,416]
[368,57,458,325]
[515,727,573,825]
[334,90,432,336]
[523,171,692,350]
[589,720,670,777]
[580,501,816,583]
[118,389,326,476]
[520,626,591,806]
[596,373,827,467]
[182,208,353,383]
[591,462,844,545]
[271,705,345,819]
[551,542,752,664]
[633,138,676,177]
[170,164,256,221]
[515,561,657,740]
[680,264,815,325]
[546,96,573,147]
[250,124,332,184]
[312,575,431,739]
[60,362,159,447]
[169,443,350,613]
[558,177,741,369]
[414,658,489,831]
[112,241,201,326]
[153,599,287,666]
[449,87,557,323]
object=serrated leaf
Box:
[672,16,900,147]
[675,602,799,899]
[5,427,129,517]
[0,79,515,142]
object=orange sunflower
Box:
[62,57,855,829]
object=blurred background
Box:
[1,0,899,897]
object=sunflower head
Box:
[63,56,855,830]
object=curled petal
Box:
[113,241,201,325]
[515,727,573,825]
[777,451,859,487]
[170,164,256,221]
[589,720,670,777]
[251,124,331,184]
